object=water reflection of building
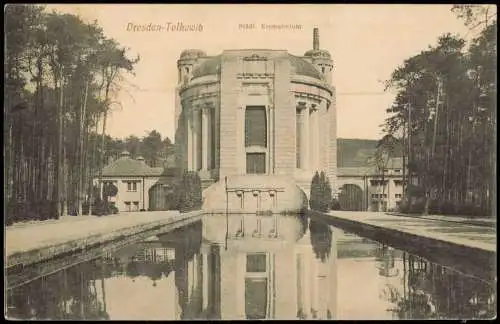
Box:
[6,217,497,320]
[168,214,338,320]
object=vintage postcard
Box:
[4,3,496,320]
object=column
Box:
[188,257,195,305]
[187,111,193,171]
[202,252,209,312]
[316,106,320,171]
[192,108,200,171]
[311,259,319,318]
[267,105,271,173]
[308,107,314,172]
[202,107,209,171]
[310,105,319,172]
[239,106,246,174]
[302,251,311,318]
[208,108,213,170]
[192,253,199,313]
[301,106,309,170]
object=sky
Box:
[46,4,470,141]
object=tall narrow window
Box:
[245,106,267,147]
[245,253,268,319]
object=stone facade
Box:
[174,29,336,211]
[94,151,175,212]
[336,158,408,211]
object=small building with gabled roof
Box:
[94,151,178,212]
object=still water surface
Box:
[6,214,496,320]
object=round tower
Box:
[304,28,334,84]
[177,49,206,85]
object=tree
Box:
[124,135,142,157]
[141,130,163,167]
[177,171,202,213]
[309,171,332,212]
[96,38,140,201]
[4,5,138,223]
[309,171,320,210]
[451,5,497,33]
[382,13,496,217]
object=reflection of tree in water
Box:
[384,253,495,320]
[7,260,110,320]
[309,217,333,262]
[7,224,200,320]
[297,211,308,239]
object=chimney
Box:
[313,28,319,50]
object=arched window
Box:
[322,67,325,73]
[185,66,190,74]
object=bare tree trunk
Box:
[490,108,496,217]
[98,83,111,202]
[78,79,89,216]
[443,95,450,204]
[407,101,413,212]
[56,77,64,218]
[98,111,108,201]
[88,116,100,215]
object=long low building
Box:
[335,139,407,212]
[94,140,408,213]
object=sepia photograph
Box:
[4,3,497,320]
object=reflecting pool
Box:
[5,214,496,320]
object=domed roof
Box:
[304,49,332,59]
[191,53,323,80]
[287,54,323,79]
[192,55,221,78]
[180,49,206,59]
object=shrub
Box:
[103,183,118,198]
[330,198,341,210]
[177,171,203,213]
[82,201,90,215]
[309,171,332,212]
[91,198,105,216]
[397,199,409,213]
[412,198,426,213]
[428,199,441,214]
[91,199,119,216]
[440,200,455,215]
